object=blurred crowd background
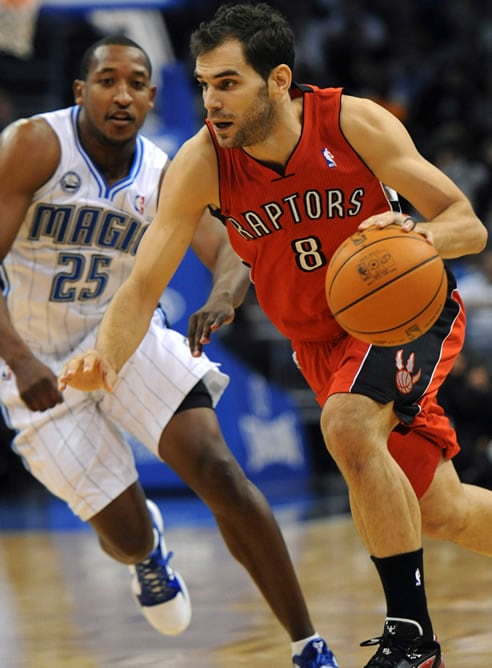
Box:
[1,0,492,497]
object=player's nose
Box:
[113,83,132,105]
[203,87,222,111]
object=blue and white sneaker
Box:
[293,638,340,667]
[129,499,191,635]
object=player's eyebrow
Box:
[95,65,148,77]
[195,69,240,81]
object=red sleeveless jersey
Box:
[207,85,396,343]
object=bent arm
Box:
[191,208,250,309]
[341,95,488,258]
[0,118,64,409]
[0,119,59,363]
[188,209,250,355]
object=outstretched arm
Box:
[59,128,220,392]
[188,209,250,357]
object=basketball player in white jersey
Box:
[0,36,336,663]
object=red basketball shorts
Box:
[293,277,465,498]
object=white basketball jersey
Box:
[1,106,168,360]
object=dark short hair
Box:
[79,35,152,80]
[190,2,295,81]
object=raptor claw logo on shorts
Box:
[395,349,421,394]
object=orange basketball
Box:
[325,224,448,346]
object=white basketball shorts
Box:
[0,311,229,520]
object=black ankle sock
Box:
[371,548,434,640]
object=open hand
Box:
[187,299,235,357]
[58,349,117,392]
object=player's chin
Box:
[213,127,237,147]
[215,135,236,149]
[105,133,137,147]
[103,125,138,145]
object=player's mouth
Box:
[212,121,233,136]
[108,112,134,126]
[209,113,233,129]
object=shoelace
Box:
[310,650,330,667]
[295,642,334,668]
[135,550,178,600]
[360,633,422,667]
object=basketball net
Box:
[0,0,40,59]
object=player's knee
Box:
[92,506,155,564]
[320,406,366,467]
[198,453,251,511]
[321,409,348,450]
[98,526,154,563]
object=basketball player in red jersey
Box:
[60,4,492,667]
[1,34,336,668]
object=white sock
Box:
[291,633,321,656]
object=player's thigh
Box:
[102,318,228,458]
[11,392,138,521]
[160,404,247,496]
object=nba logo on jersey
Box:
[322,147,337,168]
[134,194,145,215]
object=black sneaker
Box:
[360,618,444,667]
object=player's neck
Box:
[76,116,137,184]
[82,135,136,184]
[243,97,303,169]
[94,148,135,185]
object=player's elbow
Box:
[475,220,489,253]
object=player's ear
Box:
[148,83,157,109]
[73,79,85,105]
[269,64,291,96]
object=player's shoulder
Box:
[341,94,399,125]
[163,126,218,204]
[184,124,214,152]
[0,113,60,163]
[2,114,57,143]
[0,113,61,188]
[341,93,381,115]
[172,125,216,169]
[340,94,403,143]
